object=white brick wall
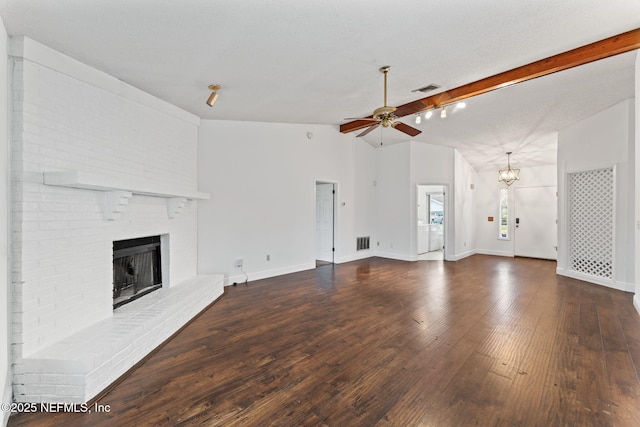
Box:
[10,38,214,403]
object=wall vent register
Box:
[357,236,370,251]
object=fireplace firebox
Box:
[113,235,162,309]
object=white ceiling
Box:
[0,0,638,170]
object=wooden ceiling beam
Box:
[340,28,640,134]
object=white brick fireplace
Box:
[9,37,223,403]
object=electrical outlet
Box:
[235,258,243,268]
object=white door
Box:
[315,183,335,263]
[514,186,557,260]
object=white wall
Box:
[352,139,378,248]
[0,17,11,427]
[197,120,377,283]
[475,163,558,257]
[635,51,640,314]
[558,99,635,291]
[197,131,470,278]
[375,142,412,260]
[453,150,476,260]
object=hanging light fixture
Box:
[498,151,520,186]
[206,84,221,107]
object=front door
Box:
[514,186,557,260]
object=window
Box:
[498,188,509,239]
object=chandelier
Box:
[498,152,520,186]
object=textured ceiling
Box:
[0,0,638,170]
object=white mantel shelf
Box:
[44,170,210,199]
[44,171,210,219]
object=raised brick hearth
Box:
[16,275,223,403]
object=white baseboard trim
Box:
[225,262,316,286]
[556,268,624,291]
[476,249,513,258]
[448,249,477,261]
[620,281,636,293]
[634,294,640,317]
[373,252,414,262]
[372,250,478,262]
[335,251,374,264]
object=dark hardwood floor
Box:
[8,255,640,426]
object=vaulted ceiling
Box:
[0,1,638,170]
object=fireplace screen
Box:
[113,236,162,309]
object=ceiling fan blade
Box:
[392,122,421,137]
[343,117,379,122]
[356,123,380,137]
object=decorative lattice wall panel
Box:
[567,167,614,279]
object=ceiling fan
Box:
[345,66,421,138]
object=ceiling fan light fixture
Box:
[206,84,221,107]
[345,66,421,139]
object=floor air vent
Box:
[357,236,370,251]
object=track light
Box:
[440,107,447,118]
[415,114,422,124]
[455,101,466,109]
[206,84,221,107]
[425,110,433,119]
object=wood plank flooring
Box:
[8,255,640,426]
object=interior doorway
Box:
[417,185,446,261]
[315,181,336,266]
